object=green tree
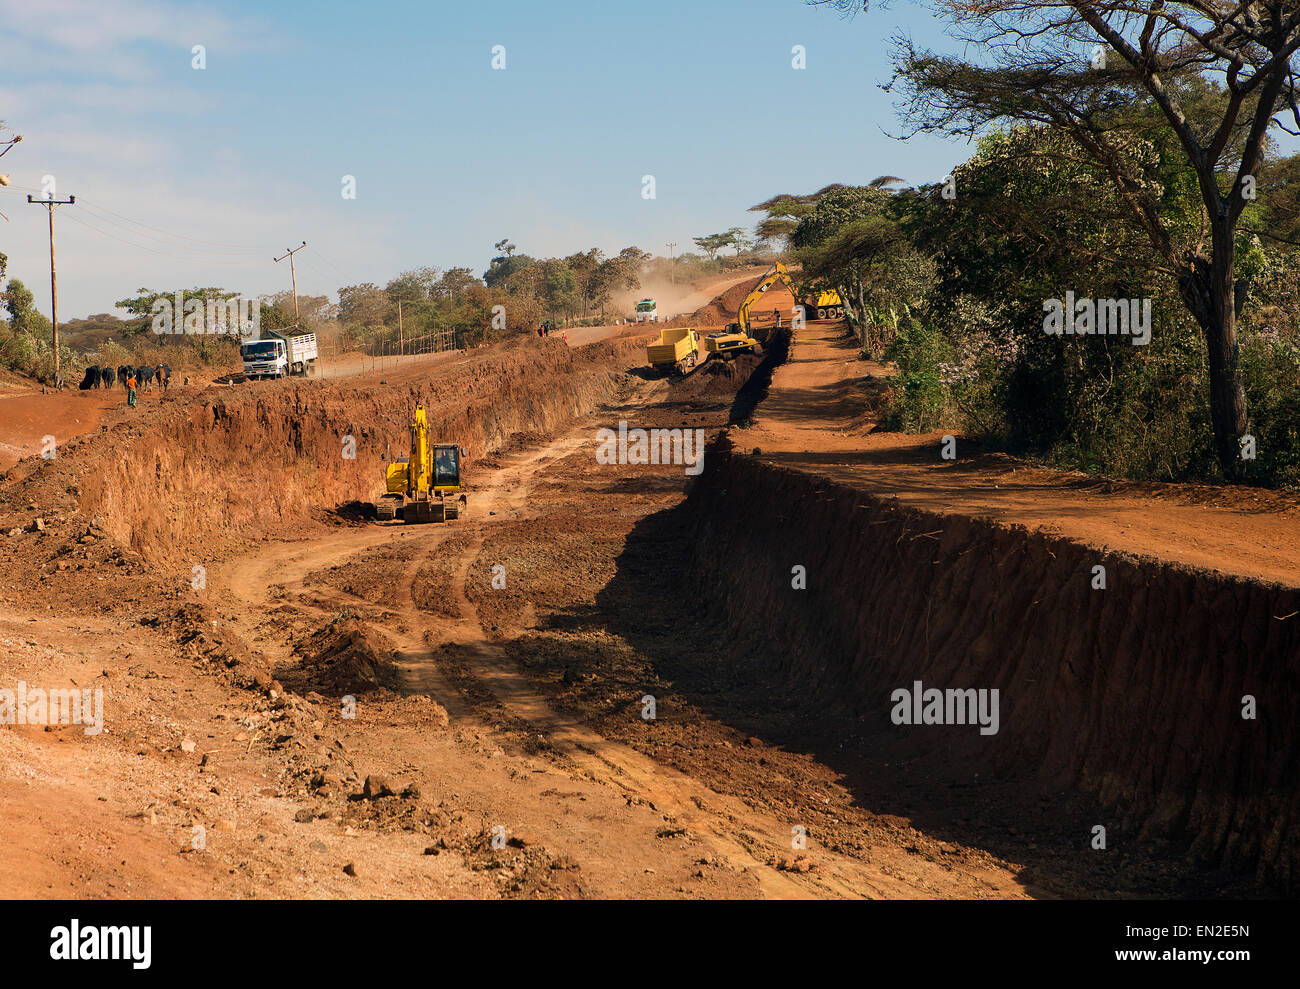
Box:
[3,278,41,334]
[724,226,751,257]
[434,267,482,301]
[337,283,392,328]
[790,183,931,352]
[385,266,440,303]
[692,233,732,261]
[855,0,1300,477]
[484,252,534,287]
[115,287,240,334]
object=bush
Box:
[880,318,955,432]
[95,338,130,368]
[1240,328,1300,487]
[0,331,35,373]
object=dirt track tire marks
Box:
[210,380,1026,899]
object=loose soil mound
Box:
[670,354,764,403]
[290,614,402,695]
[688,274,766,326]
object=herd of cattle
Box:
[79,363,172,393]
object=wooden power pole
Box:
[27,193,75,383]
[274,241,307,321]
[666,242,677,284]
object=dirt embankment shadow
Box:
[585,445,1292,899]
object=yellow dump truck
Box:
[646,327,699,373]
[807,289,844,320]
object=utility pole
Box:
[27,193,75,384]
[274,241,307,321]
[665,242,677,284]
[397,300,404,355]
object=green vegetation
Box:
[777,0,1300,488]
[336,243,652,354]
[750,122,1300,486]
[0,242,662,382]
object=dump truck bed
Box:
[646,327,698,366]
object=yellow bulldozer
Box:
[373,404,466,523]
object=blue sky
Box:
[0,0,969,318]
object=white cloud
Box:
[0,0,259,54]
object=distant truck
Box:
[634,298,659,323]
[646,327,699,373]
[240,328,318,379]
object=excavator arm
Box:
[410,404,431,498]
[737,261,801,335]
[375,404,465,523]
[705,262,808,360]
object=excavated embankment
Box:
[3,337,640,569]
[686,443,1300,890]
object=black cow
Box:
[118,365,132,388]
[99,365,116,388]
[155,363,171,393]
[135,365,155,391]
[78,366,101,390]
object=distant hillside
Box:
[60,312,142,354]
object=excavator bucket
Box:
[375,494,403,521]
[405,500,445,524]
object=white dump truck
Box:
[240,328,318,379]
[634,298,659,323]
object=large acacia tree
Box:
[824,1,1300,479]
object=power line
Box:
[304,245,348,280]
[3,186,267,258]
[60,211,258,265]
[76,200,263,256]
[296,254,335,286]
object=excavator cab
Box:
[433,445,460,491]
[705,321,759,359]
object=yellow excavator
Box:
[373,404,466,523]
[704,261,841,357]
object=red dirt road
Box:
[0,389,125,472]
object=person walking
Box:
[126,372,138,408]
